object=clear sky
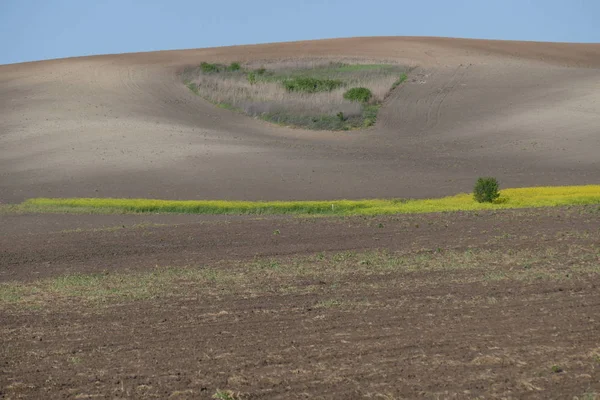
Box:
[1,0,599,65]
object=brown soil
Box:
[1,207,599,282]
[1,208,600,399]
[2,37,600,203]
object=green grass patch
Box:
[392,73,408,89]
[15,185,600,216]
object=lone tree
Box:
[473,177,500,203]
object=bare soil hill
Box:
[1,37,600,202]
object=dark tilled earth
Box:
[1,207,600,399]
[1,207,598,282]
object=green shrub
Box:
[228,62,241,71]
[247,72,257,84]
[256,67,267,75]
[343,87,372,103]
[283,77,343,93]
[200,62,223,73]
[474,177,500,203]
[336,112,345,121]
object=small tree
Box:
[474,177,500,203]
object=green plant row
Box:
[18,185,600,216]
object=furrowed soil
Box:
[1,207,599,399]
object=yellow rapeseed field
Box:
[19,185,600,216]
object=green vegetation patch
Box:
[15,185,600,216]
[182,60,410,131]
[392,73,408,89]
[343,87,372,103]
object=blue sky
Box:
[1,0,599,65]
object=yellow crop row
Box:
[19,185,600,216]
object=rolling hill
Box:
[1,37,599,202]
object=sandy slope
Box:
[1,37,599,202]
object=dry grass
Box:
[191,75,364,116]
